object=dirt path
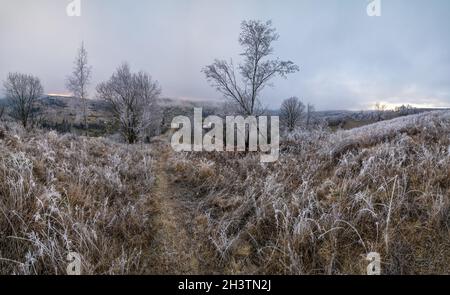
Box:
[147,141,202,274]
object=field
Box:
[0,111,449,274]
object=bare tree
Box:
[203,20,299,116]
[374,102,388,121]
[3,72,44,128]
[66,42,92,134]
[375,102,387,112]
[395,104,416,116]
[280,96,305,131]
[0,105,4,121]
[96,63,161,144]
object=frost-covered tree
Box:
[3,72,43,128]
[280,97,305,131]
[66,42,92,134]
[395,104,416,116]
[96,63,161,144]
[203,20,299,116]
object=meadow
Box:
[1,110,449,274]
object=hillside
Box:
[1,95,223,136]
[164,110,450,274]
[0,111,449,274]
[314,108,449,130]
[3,95,445,135]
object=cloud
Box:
[1,0,449,110]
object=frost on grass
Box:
[1,111,449,275]
[170,111,450,274]
[0,125,156,274]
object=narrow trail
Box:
[147,140,202,274]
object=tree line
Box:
[2,20,312,143]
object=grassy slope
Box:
[169,111,450,274]
[0,111,449,274]
[0,126,157,274]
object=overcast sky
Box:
[1,0,449,110]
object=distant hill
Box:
[313,108,450,130]
[30,95,222,136]
[31,95,112,136]
[38,95,111,121]
[3,94,448,134]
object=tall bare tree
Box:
[280,96,305,131]
[66,42,92,134]
[96,63,161,144]
[3,72,44,128]
[203,20,299,116]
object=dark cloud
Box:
[1,0,449,110]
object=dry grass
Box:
[1,111,449,274]
[0,124,156,274]
[168,111,450,274]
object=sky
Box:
[0,0,449,111]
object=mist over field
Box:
[0,0,450,276]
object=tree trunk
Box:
[83,97,88,136]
